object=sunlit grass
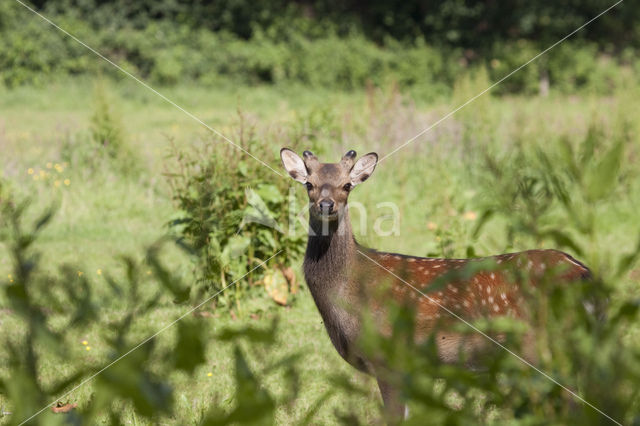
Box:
[0,78,638,423]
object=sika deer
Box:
[280,148,591,422]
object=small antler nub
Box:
[302,150,319,172]
[340,150,357,169]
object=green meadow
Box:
[1,70,639,424]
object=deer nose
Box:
[319,199,335,213]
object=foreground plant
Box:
[0,194,301,424]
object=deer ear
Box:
[350,152,378,186]
[280,148,308,184]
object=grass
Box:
[0,76,639,424]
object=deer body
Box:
[280,148,591,421]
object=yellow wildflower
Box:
[54,164,63,173]
[207,372,213,377]
[97,269,102,275]
[86,346,91,351]
[82,340,88,345]
[64,179,70,186]
[28,168,34,175]
[46,162,53,169]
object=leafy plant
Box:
[0,191,302,424]
[165,122,306,310]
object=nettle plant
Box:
[165,131,306,310]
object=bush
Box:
[165,121,307,309]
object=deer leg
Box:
[376,377,406,424]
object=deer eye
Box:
[305,182,313,190]
[343,183,352,192]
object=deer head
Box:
[280,148,378,221]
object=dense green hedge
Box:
[1,1,638,95]
[30,0,639,48]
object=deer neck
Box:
[304,208,357,295]
[304,207,371,371]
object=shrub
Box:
[165,121,307,309]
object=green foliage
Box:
[2,1,639,96]
[165,124,306,309]
[0,193,300,424]
[90,82,126,156]
[0,198,197,423]
[474,117,637,258]
[31,0,640,49]
[88,81,139,174]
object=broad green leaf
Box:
[256,184,284,204]
[174,320,206,374]
[221,235,251,267]
[217,319,278,344]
